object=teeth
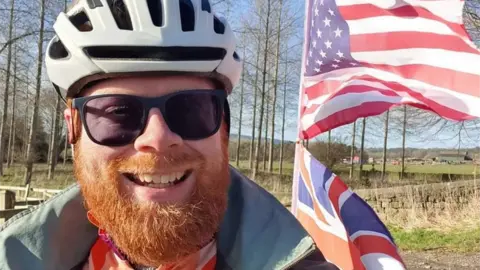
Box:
[138,172,186,184]
[142,175,152,183]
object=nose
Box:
[134,108,183,153]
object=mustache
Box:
[109,148,205,175]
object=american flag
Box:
[291,144,406,269]
[299,0,480,139]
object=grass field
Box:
[390,226,480,253]
[356,164,479,175]
[230,160,480,175]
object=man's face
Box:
[64,75,230,267]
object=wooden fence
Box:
[0,186,62,224]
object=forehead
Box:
[80,75,216,97]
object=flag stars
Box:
[320,0,324,5]
[315,7,319,16]
[312,40,317,48]
[333,58,340,63]
[315,59,323,66]
[350,62,358,66]
[324,40,332,49]
[320,50,327,58]
[323,17,331,27]
[334,27,342,37]
[316,29,322,38]
[309,50,313,57]
[314,67,320,72]
[336,50,344,58]
[332,64,339,68]
[328,8,334,16]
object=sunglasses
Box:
[72,89,227,147]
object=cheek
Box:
[188,134,225,161]
[78,130,129,169]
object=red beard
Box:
[73,133,230,267]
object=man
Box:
[0,0,338,269]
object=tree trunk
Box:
[249,41,262,170]
[7,43,17,168]
[381,110,389,182]
[235,45,246,168]
[401,105,407,180]
[47,110,55,166]
[263,97,269,171]
[0,0,16,176]
[279,45,288,175]
[48,96,62,180]
[252,0,272,180]
[268,1,282,173]
[359,118,366,181]
[23,0,46,192]
[349,120,356,179]
[23,86,29,161]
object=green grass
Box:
[0,164,75,189]
[389,226,480,253]
[230,160,479,175]
[358,164,479,175]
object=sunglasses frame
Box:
[71,89,227,147]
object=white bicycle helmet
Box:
[45,0,242,99]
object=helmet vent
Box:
[69,11,93,32]
[233,51,240,61]
[106,0,133,30]
[83,46,226,61]
[147,0,164,27]
[86,0,103,9]
[213,16,225,34]
[201,0,211,13]
[179,0,195,32]
[49,37,69,59]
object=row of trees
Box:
[0,0,479,188]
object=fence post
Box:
[0,190,16,224]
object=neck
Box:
[99,230,217,269]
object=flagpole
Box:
[291,0,312,215]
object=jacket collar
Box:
[0,166,315,269]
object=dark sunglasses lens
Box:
[165,92,222,139]
[84,96,144,145]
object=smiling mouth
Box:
[123,170,193,188]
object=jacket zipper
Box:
[279,243,317,270]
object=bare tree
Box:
[381,110,389,181]
[359,117,366,181]
[0,0,16,176]
[235,45,246,168]
[401,105,407,179]
[279,47,288,175]
[23,0,46,190]
[248,40,261,170]
[6,42,17,168]
[349,121,356,179]
[268,0,282,172]
[252,0,272,180]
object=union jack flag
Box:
[291,144,406,269]
[298,0,480,139]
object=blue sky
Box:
[225,0,480,150]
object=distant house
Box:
[342,155,368,164]
[434,152,473,164]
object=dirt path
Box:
[402,251,480,270]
